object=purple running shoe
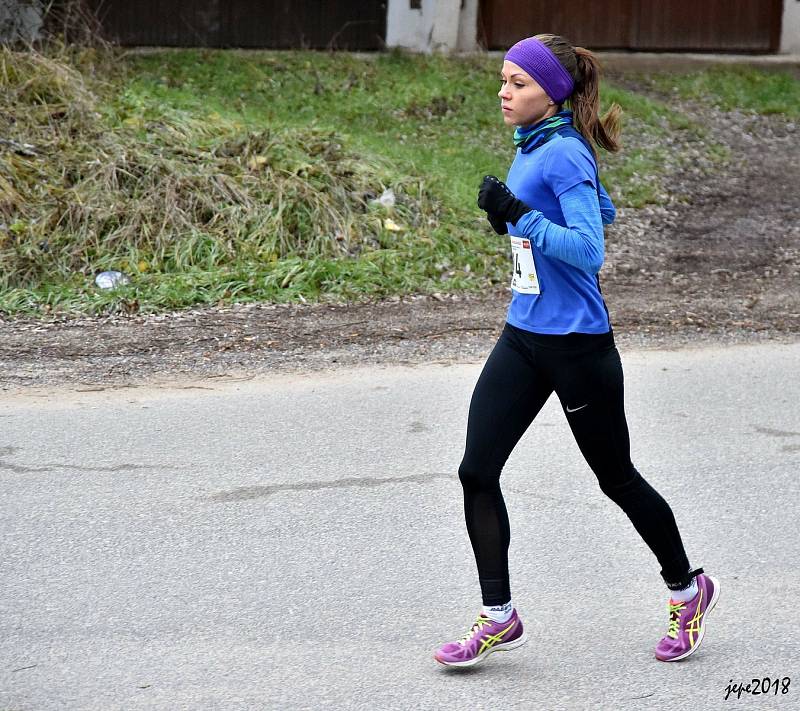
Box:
[434,610,527,667]
[655,572,720,662]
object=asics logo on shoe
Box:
[566,403,589,413]
[477,620,517,656]
[686,589,704,647]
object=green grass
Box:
[117,50,707,210]
[117,51,514,210]
[1,49,796,317]
[646,65,800,117]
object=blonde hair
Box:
[535,33,622,158]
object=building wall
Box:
[391,0,799,54]
[782,0,800,52]
[5,0,795,53]
[457,0,479,51]
[386,0,479,52]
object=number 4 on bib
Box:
[510,237,540,294]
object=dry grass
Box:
[0,48,439,291]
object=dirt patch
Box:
[1,80,798,392]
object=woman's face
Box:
[498,60,557,127]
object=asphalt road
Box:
[1,341,799,711]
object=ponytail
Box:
[535,34,622,159]
[572,46,622,156]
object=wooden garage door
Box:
[479,0,783,52]
[89,0,387,49]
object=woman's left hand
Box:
[477,175,532,226]
[486,211,509,235]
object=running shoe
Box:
[655,572,720,661]
[434,609,527,667]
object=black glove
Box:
[486,211,508,235]
[477,175,532,226]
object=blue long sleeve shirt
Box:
[515,180,615,274]
[504,132,615,334]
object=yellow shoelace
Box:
[458,616,492,644]
[667,601,686,639]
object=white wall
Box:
[457,0,480,51]
[781,0,800,53]
[386,0,479,53]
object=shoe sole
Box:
[434,630,528,668]
[656,574,720,662]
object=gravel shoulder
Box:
[2,77,798,395]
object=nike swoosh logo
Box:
[566,404,589,413]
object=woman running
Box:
[433,34,719,668]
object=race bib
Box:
[509,237,540,294]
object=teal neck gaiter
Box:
[513,110,573,153]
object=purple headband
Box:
[504,37,575,104]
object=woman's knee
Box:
[597,465,643,504]
[458,457,501,491]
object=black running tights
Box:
[459,323,693,605]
